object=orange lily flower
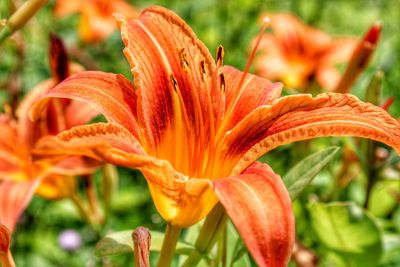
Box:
[253,13,357,91]
[30,7,400,266]
[0,35,99,199]
[54,0,139,43]
[0,179,40,266]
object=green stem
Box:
[102,164,118,222]
[70,193,93,225]
[181,204,228,267]
[0,0,48,44]
[156,224,181,267]
[84,175,103,224]
[216,223,227,267]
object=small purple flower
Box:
[58,229,82,251]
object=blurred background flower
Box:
[58,229,82,251]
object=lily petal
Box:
[32,122,214,226]
[54,0,82,17]
[0,179,40,233]
[269,13,330,57]
[212,162,294,267]
[0,223,10,254]
[223,93,400,174]
[316,65,341,91]
[320,38,357,65]
[16,79,56,148]
[222,65,282,129]
[53,157,99,176]
[33,123,145,162]
[29,71,141,139]
[0,115,29,178]
[116,6,222,150]
[64,100,101,129]
[79,6,116,43]
[35,174,76,199]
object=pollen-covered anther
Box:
[216,45,224,68]
[169,74,179,93]
[199,60,207,82]
[179,48,190,70]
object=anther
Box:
[169,74,179,92]
[179,48,189,70]
[216,45,224,68]
[219,73,225,92]
[199,60,207,82]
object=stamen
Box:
[216,45,224,68]
[226,16,270,112]
[169,74,179,92]
[214,17,271,142]
[219,73,225,93]
[199,60,207,82]
[179,48,190,70]
[238,16,270,89]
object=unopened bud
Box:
[335,22,382,93]
[132,227,151,267]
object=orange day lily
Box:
[253,13,358,91]
[0,35,99,199]
[54,0,139,43]
[30,6,400,266]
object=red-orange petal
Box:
[29,71,142,140]
[64,100,100,129]
[0,223,10,254]
[79,6,116,43]
[223,93,400,174]
[35,174,76,199]
[32,122,214,227]
[222,65,282,130]
[316,65,341,91]
[53,0,82,17]
[0,179,40,233]
[33,123,145,163]
[116,6,223,149]
[320,38,357,65]
[0,115,29,177]
[16,79,56,148]
[212,162,294,267]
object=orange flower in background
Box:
[253,13,358,91]
[54,0,139,43]
[30,6,400,266]
[0,35,99,199]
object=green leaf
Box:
[308,202,383,267]
[95,230,194,257]
[227,221,251,267]
[381,233,400,265]
[283,146,339,200]
[369,180,400,217]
